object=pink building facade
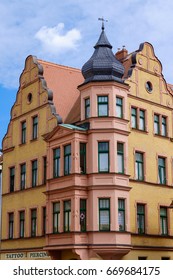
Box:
[44,26,132,260]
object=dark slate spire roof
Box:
[82,25,125,84]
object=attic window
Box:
[27,93,32,103]
[145,81,153,93]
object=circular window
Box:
[145,81,153,93]
[27,93,32,103]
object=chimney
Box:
[115,46,128,62]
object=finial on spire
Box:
[98,17,108,30]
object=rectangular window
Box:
[98,96,108,117]
[116,97,123,118]
[99,198,110,231]
[137,204,145,234]
[117,143,124,174]
[43,157,47,184]
[161,116,167,136]
[53,202,60,233]
[139,109,145,130]
[31,209,37,237]
[154,114,167,136]
[20,163,26,190]
[32,116,38,140]
[32,160,38,187]
[80,143,86,174]
[154,114,160,134]
[10,167,15,192]
[118,199,125,231]
[43,207,46,235]
[158,157,166,184]
[80,199,86,232]
[135,152,144,181]
[85,98,90,118]
[131,107,146,131]
[160,207,168,235]
[53,148,60,178]
[64,145,71,175]
[131,107,137,128]
[21,121,26,144]
[64,200,71,232]
[9,213,14,239]
[98,142,109,173]
[19,211,25,238]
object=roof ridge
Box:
[37,59,81,72]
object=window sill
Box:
[30,138,38,143]
[154,134,169,139]
[19,143,26,147]
[131,128,148,134]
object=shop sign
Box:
[28,251,49,259]
[5,253,26,259]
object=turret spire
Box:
[81,22,125,84]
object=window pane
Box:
[98,96,108,117]
[117,143,124,173]
[20,163,26,190]
[154,114,159,134]
[98,142,109,173]
[139,110,145,130]
[99,199,110,208]
[158,157,166,184]
[131,108,137,128]
[137,204,145,234]
[161,117,167,136]
[64,145,71,175]
[118,199,125,231]
[64,200,71,232]
[31,209,37,236]
[85,98,90,118]
[116,97,123,118]
[99,154,109,172]
[33,116,38,139]
[98,142,109,152]
[99,199,110,231]
[80,143,86,174]
[80,199,86,232]
[100,210,109,230]
[21,121,26,144]
[160,207,168,235]
[9,213,14,239]
[10,167,15,192]
[64,200,71,211]
[32,160,37,187]
[135,152,144,180]
[53,148,60,177]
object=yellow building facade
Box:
[0,56,58,260]
[122,42,173,260]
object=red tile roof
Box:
[38,60,84,123]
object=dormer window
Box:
[98,96,108,117]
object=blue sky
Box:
[1,0,173,149]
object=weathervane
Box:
[98,17,108,30]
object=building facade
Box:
[122,42,173,260]
[0,56,82,260]
[1,26,173,260]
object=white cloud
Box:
[35,23,81,55]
